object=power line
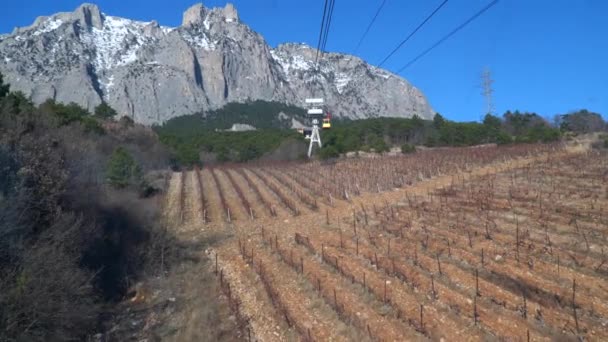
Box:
[377,0,449,67]
[353,0,388,54]
[396,0,499,73]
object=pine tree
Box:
[106,147,141,188]
[0,72,10,98]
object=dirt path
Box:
[200,168,225,225]
[164,172,183,225]
[213,168,250,222]
[243,168,292,218]
[226,168,273,220]
[209,243,294,342]
[181,171,204,230]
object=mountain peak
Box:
[182,3,239,27]
[223,3,239,23]
[74,3,104,29]
[182,3,207,27]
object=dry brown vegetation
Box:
[164,141,608,341]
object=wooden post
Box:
[326,209,330,225]
[363,272,366,290]
[573,278,580,333]
[475,269,480,297]
[436,254,442,275]
[447,239,451,258]
[420,304,424,331]
[481,248,485,267]
[384,280,388,303]
[374,252,379,269]
[322,244,325,261]
[516,218,520,264]
[474,295,479,325]
[356,237,359,255]
[301,257,304,274]
[333,288,338,307]
[522,292,527,318]
[215,253,218,274]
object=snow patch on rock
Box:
[33,18,63,36]
[81,15,158,70]
[180,30,215,50]
[335,73,351,94]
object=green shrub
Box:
[81,116,105,134]
[319,145,339,159]
[495,131,513,145]
[94,102,118,119]
[401,143,416,154]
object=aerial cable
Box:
[321,0,337,53]
[314,0,331,67]
[377,0,449,67]
[396,0,500,73]
[353,0,388,54]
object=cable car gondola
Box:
[322,111,331,129]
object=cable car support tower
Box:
[305,98,324,158]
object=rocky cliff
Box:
[0,3,434,125]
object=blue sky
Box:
[1,0,607,121]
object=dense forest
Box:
[156,100,606,163]
[154,101,308,165]
[319,111,563,158]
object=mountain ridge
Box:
[0,3,434,125]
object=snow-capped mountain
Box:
[0,3,434,125]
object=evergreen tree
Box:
[0,72,10,98]
[94,102,118,119]
[433,113,446,129]
[106,147,141,188]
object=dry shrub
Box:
[0,98,176,341]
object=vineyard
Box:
[163,142,608,341]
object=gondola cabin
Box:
[322,111,331,129]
